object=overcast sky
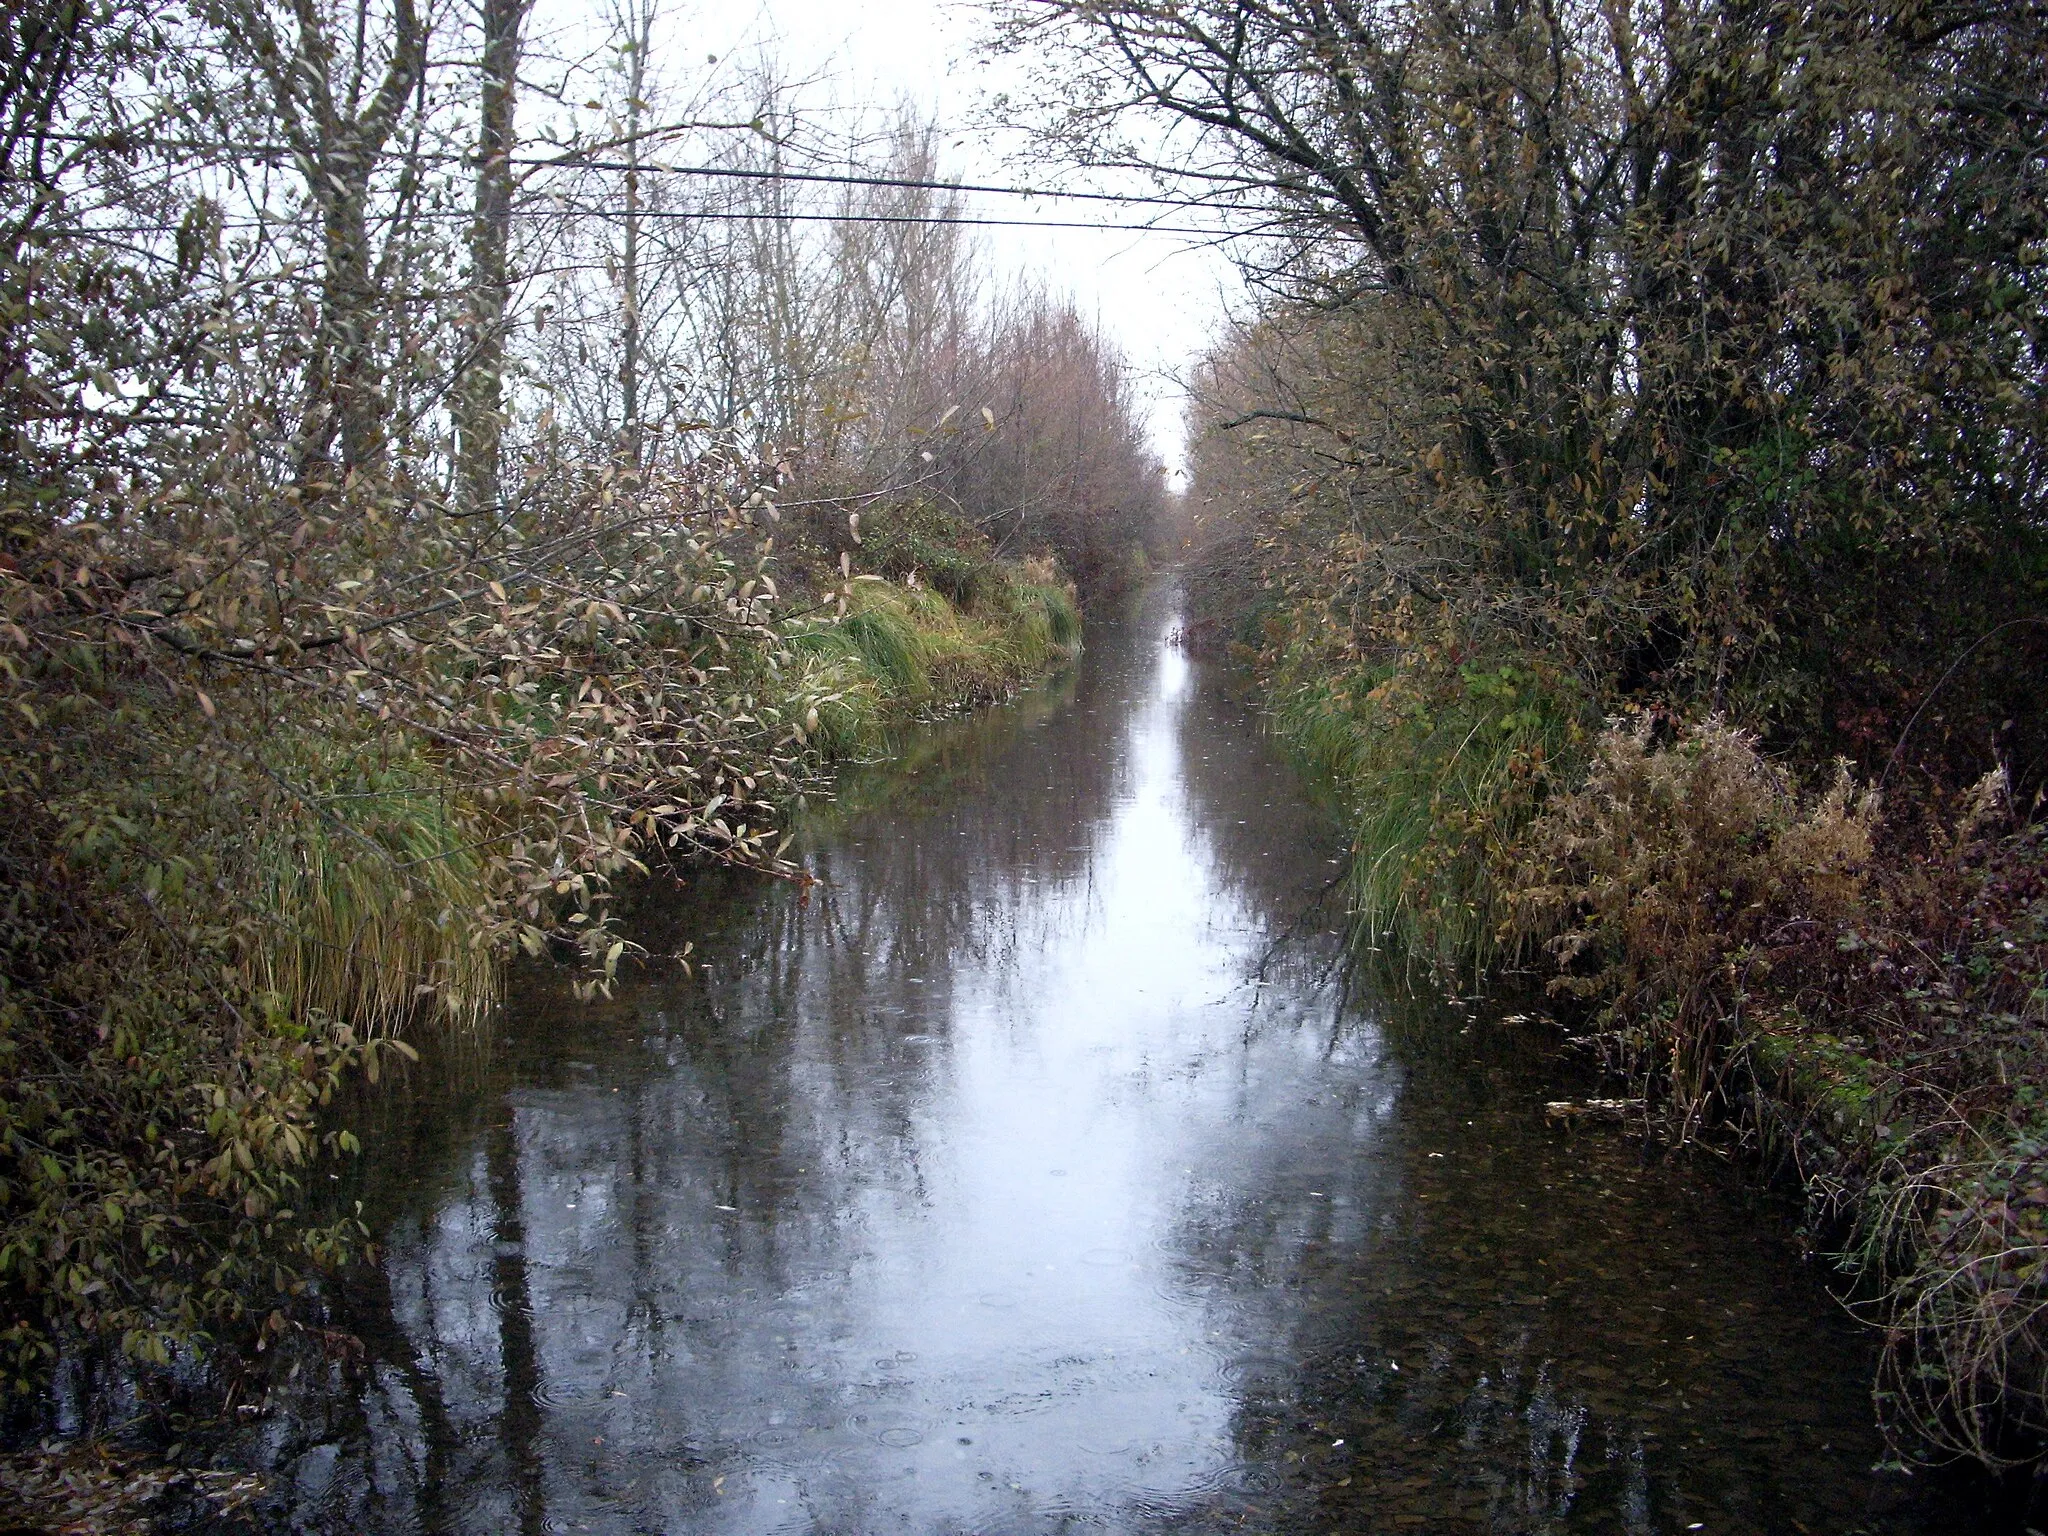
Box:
[544,0,1244,479]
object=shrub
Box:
[1509,715,1876,1116]
[0,688,417,1387]
[1511,725,2048,1464]
[0,481,1077,1391]
[857,499,1009,612]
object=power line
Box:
[38,129,1275,214]
[73,205,1321,239]
[531,206,1266,237]
[513,156,1248,213]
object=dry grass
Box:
[1510,714,1876,1118]
[1511,719,2048,1467]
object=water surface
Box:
[264,593,1985,1534]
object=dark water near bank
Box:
[254,593,1989,1534]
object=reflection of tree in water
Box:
[1172,658,1347,923]
[241,612,1150,1532]
[231,595,1980,1535]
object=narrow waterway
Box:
[261,591,1985,1534]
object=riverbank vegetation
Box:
[1012,0,2048,1472]
[0,0,1156,1416]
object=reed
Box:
[246,768,499,1036]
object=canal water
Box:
[253,592,1987,1534]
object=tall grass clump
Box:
[829,583,943,695]
[244,745,498,1037]
[1271,646,1586,981]
[786,647,888,758]
[786,562,1081,754]
[1022,577,1082,654]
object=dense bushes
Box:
[0,463,1076,1391]
[0,0,1119,1394]
[0,697,415,1382]
[1265,671,2048,1465]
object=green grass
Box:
[246,753,498,1035]
[1025,582,1082,653]
[785,572,1081,757]
[1269,648,1586,982]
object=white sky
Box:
[546,0,1244,479]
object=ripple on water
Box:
[1210,1351,1293,1390]
[1197,1460,1285,1497]
[484,1283,529,1318]
[530,1377,614,1410]
[846,1409,931,1450]
[1031,1491,1122,1529]
[740,1430,861,1491]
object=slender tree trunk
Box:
[456,0,525,515]
[618,14,646,471]
[220,0,425,487]
[305,166,390,483]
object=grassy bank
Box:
[1509,722,2048,1470]
[788,571,1080,758]
[1263,633,1592,984]
[1260,643,2048,1470]
[0,492,1076,1409]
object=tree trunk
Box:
[617,10,646,471]
[217,0,425,487]
[305,158,390,482]
[456,0,525,515]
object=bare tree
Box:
[206,0,428,482]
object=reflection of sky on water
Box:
[266,593,1987,1536]
[414,599,1369,1534]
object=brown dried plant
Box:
[1511,715,1876,1122]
